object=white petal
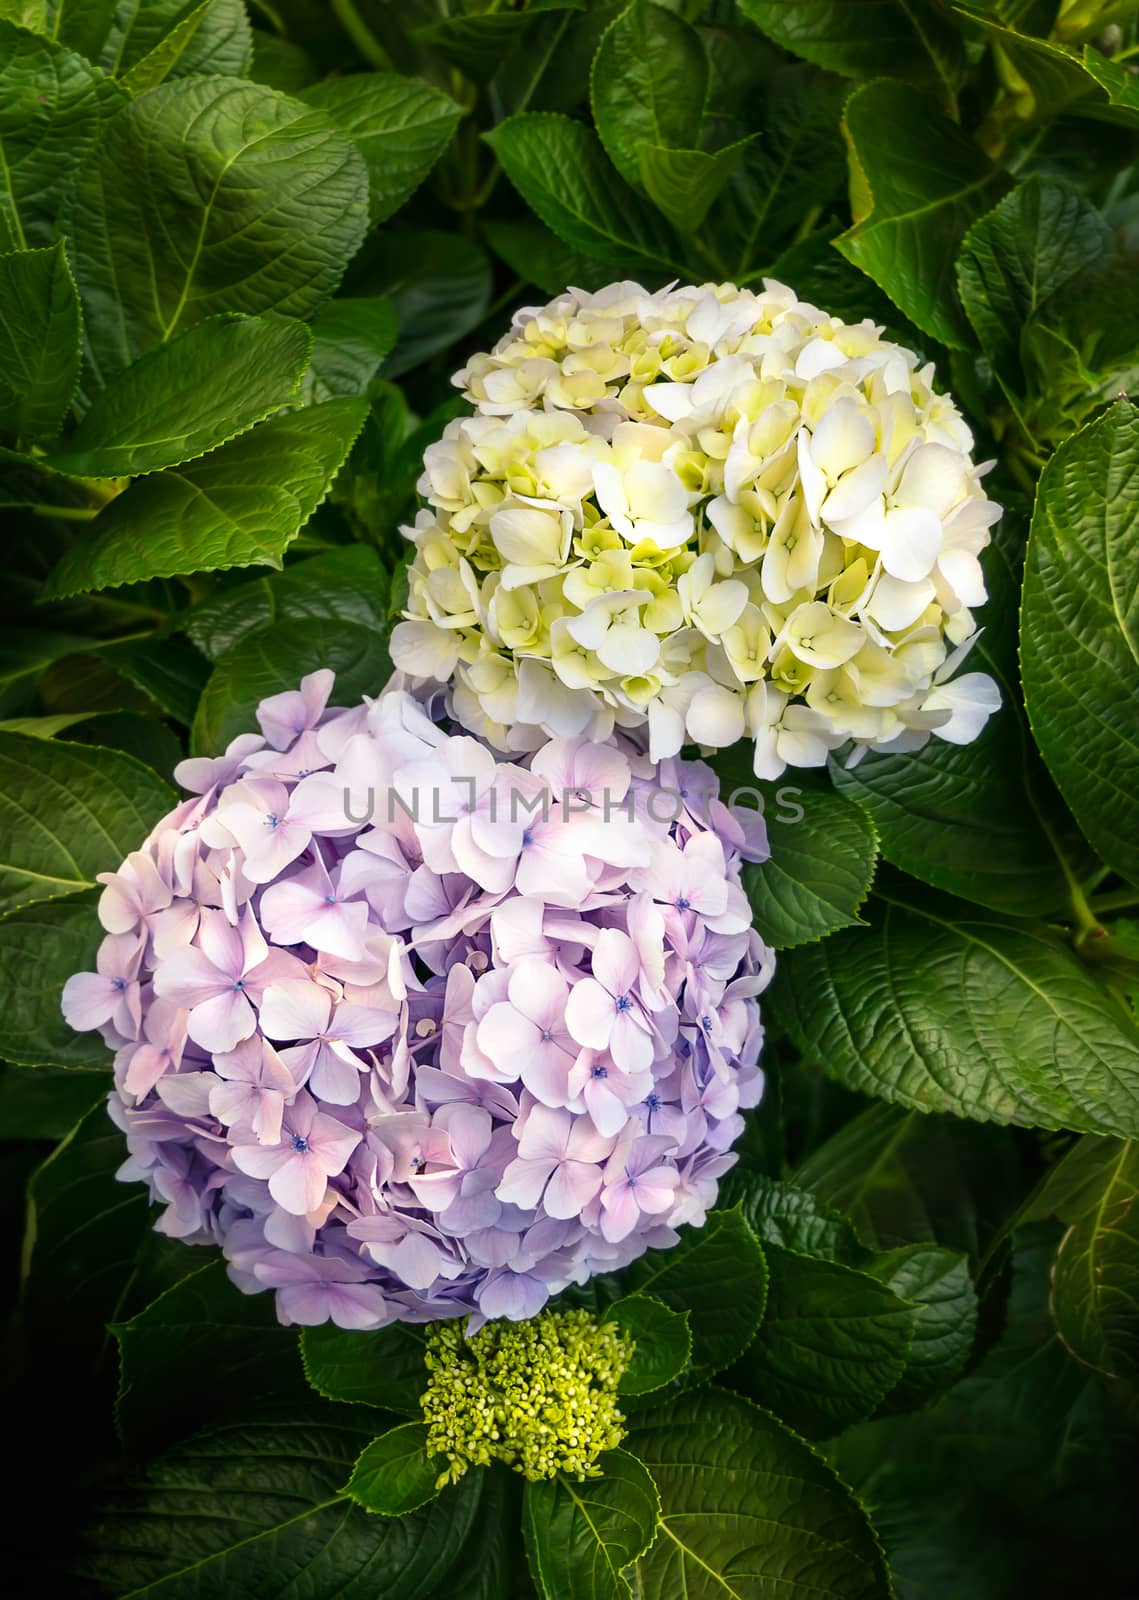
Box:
[879,506,943,581]
[865,574,936,632]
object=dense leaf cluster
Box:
[1,0,1137,1596]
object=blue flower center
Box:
[541,1028,554,1042]
[701,1015,713,1031]
[112,977,127,992]
[265,814,279,830]
[233,978,245,991]
[645,1092,662,1110]
[615,994,631,1012]
[292,1135,309,1152]
[675,896,691,910]
[592,1064,608,1079]
[522,828,534,846]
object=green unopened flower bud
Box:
[420,1309,633,1483]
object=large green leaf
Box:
[629,1388,891,1598]
[0,892,109,1067]
[1048,1137,1139,1393]
[485,114,683,274]
[0,242,81,441]
[956,179,1110,420]
[794,1101,1024,1262]
[590,0,708,190]
[732,1245,914,1438]
[602,1294,692,1397]
[64,77,368,384]
[42,399,368,600]
[344,1421,444,1517]
[301,1320,429,1415]
[718,1168,865,1262]
[0,731,174,916]
[0,20,125,250]
[773,887,1139,1136]
[864,1242,977,1407]
[100,634,212,726]
[306,298,398,399]
[192,615,390,754]
[352,229,492,379]
[621,1207,767,1382]
[523,1449,660,1600]
[1020,403,1139,887]
[836,79,1008,347]
[829,516,1083,917]
[742,775,878,949]
[114,1258,308,1455]
[739,0,964,94]
[70,1403,481,1598]
[104,0,253,83]
[0,1061,104,1138]
[300,73,463,224]
[47,315,312,479]
[186,546,391,661]
[637,139,755,232]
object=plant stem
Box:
[27,503,98,521]
[1090,886,1139,915]
[331,0,392,69]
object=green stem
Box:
[1090,886,1139,915]
[27,502,98,521]
[331,0,392,68]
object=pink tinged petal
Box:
[306,1112,361,1175]
[637,1171,681,1213]
[441,1103,494,1169]
[599,1185,641,1242]
[123,1043,173,1099]
[477,1002,541,1066]
[516,1103,573,1162]
[153,946,227,1008]
[330,1002,397,1048]
[197,908,245,976]
[610,1011,654,1075]
[258,979,332,1042]
[584,1079,631,1139]
[519,1040,577,1109]
[187,987,256,1053]
[543,1158,603,1219]
[306,1040,365,1105]
[321,1282,388,1331]
[231,1141,290,1182]
[268,1149,329,1215]
[592,928,640,998]
[388,1233,451,1291]
[496,1156,557,1210]
[61,972,120,1032]
[564,977,615,1051]
[250,1091,287,1146]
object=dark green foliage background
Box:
[2,0,1138,1594]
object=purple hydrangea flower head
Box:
[63,676,772,1330]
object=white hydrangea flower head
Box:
[390,279,1002,777]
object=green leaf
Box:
[0,731,174,916]
[300,73,463,225]
[347,1422,446,1516]
[1020,403,1139,887]
[0,242,81,441]
[0,20,126,250]
[301,1320,429,1415]
[961,13,1139,127]
[87,0,253,82]
[602,1294,692,1396]
[354,229,492,379]
[773,887,1139,1136]
[523,1449,659,1600]
[114,1258,307,1455]
[186,546,391,661]
[412,10,538,80]
[956,178,1109,421]
[637,138,755,231]
[42,398,368,600]
[628,1387,891,1598]
[591,0,707,190]
[64,77,368,385]
[70,1403,482,1598]
[100,633,212,725]
[20,1101,151,1380]
[482,217,612,296]
[739,0,964,93]
[621,1207,768,1382]
[742,774,878,949]
[47,315,311,479]
[118,0,215,93]
[0,1060,104,1138]
[0,892,110,1067]
[718,1168,865,1262]
[865,1243,977,1406]
[485,114,682,273]
[306,298,399,399]
[1048,1137,1139,1393]
[732,1245,914,1438]
[192,614,390,755]
[836,79,1008,347]
[794,1101,1024,1262]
